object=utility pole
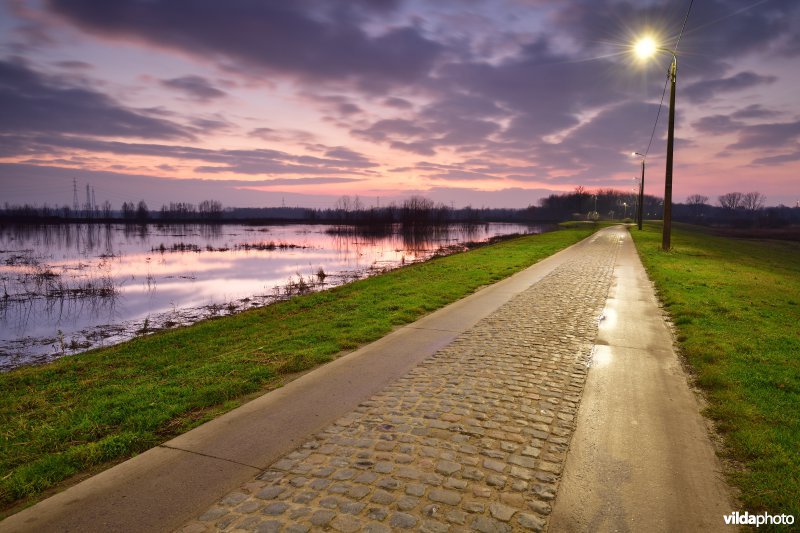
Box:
[637,158,645,230]
[662,55,677,251]
[73,179,79,213]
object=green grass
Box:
[629,222,800,521]
[0,224,597,514]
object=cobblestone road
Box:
[179,231,621,532]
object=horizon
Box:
[1,0,799,209]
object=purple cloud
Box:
[732,104,781,120]
[0,133,378,177]
[44,0,442,90]
[728,120,800,150]
[692,115,742,135]
[683,72,777,103]
[161,75,226,101]
[0,58,192,139]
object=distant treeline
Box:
[537,187,800,228]
[2,190,798,228]
[0,195,544,225]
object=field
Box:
[0,223,598,516]
[629,222,800,521]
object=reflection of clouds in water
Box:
[1,222,548,367]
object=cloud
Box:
[190,117,230,132]
[683,72,777,103]
[440,38,626,142]
[0,57,192,139]
[388,141,437,156]
[0,163,356,207]
[53,60,93,70]
[554,0,800,80]
[428,169,498,181]
[300,93,365,118]
[751,150,800,166]
[383,97,413,110]
[0,133,378,176]
[727,120,800,150]
[249,127,317,144]
[422,186,556,209]
[44,0,443,90]
[732,104,781,120]
[161,75,226,101]
[239,177,362,187]
[350,93,505,156]
[692,115,742,135]
[353,119,428,143]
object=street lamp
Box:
[634,36,677,251]
[632,152,645,230]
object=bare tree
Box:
[334,195,351,212]
[121,201,135,220]
[102,200,112,219]
[718,192,744,210]
[402,195,435,226]
[740,191,766,213]
[198,200,223,220]
[686,194,708,206]
[136,200,149,221]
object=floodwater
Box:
[0,222,551,370]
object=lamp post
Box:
[634,37,677,250]
[632,152,645,230]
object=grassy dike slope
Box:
[0,224,597,514]
[629,223,800,519]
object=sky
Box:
[1,0,799,209]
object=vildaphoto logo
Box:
[724,511,795,527]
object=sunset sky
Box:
[1,0,799,209]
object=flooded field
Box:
[1,222,551,370]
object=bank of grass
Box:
[629,222,800,520]
[0,224,597,514]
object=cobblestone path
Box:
[180,231,621,532]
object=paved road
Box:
[549,227,735,532]
[3,226,735,532]
[178,230,621,532]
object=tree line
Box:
[2,190,797,228]
[1,199,224,223]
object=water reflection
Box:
[1,222,551,370]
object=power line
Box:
[643,73,670,158]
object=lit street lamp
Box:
[632,152,645,230]
[635,36,677,251]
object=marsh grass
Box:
[629,222,800,522]
[0,224,597,515]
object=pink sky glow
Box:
[1,0,799,209]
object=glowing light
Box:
[634,37,657,59]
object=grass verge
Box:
[629,222,800,520]
[0,224,597,515]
